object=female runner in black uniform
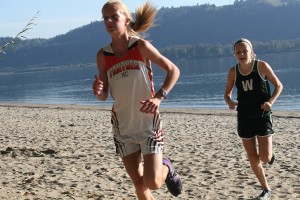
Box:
[224,38,283,199]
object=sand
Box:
[0,103,299,200]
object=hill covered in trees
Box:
[1,0,300,72]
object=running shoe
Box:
[163,158,182,197]
[257,189,272,200]
[268,152,275,165]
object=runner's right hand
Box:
[93,75,104,96]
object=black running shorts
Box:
[237,111,274,139]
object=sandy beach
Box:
[0,103,299,200]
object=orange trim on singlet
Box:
[104,41,143,71]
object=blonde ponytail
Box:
[102,1,157,38]
[130,2,157,35]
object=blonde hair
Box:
[102,0,157,38]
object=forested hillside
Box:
[1,0,300,71]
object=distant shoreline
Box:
[1,102,299,118]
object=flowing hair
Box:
[102,0,157,38]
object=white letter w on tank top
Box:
[242,79,253,91]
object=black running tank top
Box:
[235,60,271,115]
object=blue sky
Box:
[0,0,234,39]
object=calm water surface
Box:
[0,52,299,110]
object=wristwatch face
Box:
[161,89,167,98]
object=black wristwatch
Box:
[159,88,168,99]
